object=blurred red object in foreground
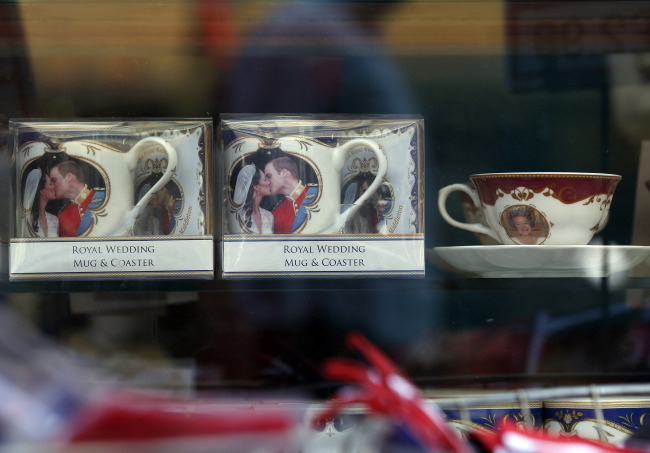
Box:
[319,332,473,453]
[67,392,295,443]
[319,332,650,453]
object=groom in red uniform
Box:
[264,156,318,234]
[49,160,97,237]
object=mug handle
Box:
[131,137,178,209]
[110,137,178,236]
[322,138,388,233]
[438,183,500,242]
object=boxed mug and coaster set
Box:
[8,115,426,280]
[432,172,650,278]
[218,114,425,278]
[9,119,214,280]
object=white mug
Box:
[224,136,387,234]
[16,137,178,238]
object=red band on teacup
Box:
[470,173,621,206]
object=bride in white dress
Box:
[24,168,59,237]
[235,164,274,234]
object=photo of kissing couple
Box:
[231,144,321,235]
[21,153,106,238]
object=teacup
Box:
[15,137,177,238]
[438,172,621,245]
[543,396,650,444]
[224,136,387,234]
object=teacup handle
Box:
[110,137,178,236]
[322,138,387,233]
[438,183,501,242]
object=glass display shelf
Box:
[4,275,650,293]
[194,373,650,395]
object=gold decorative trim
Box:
[10,235,212,243]
[223,271,425,278]
[222,233,424,241]
[472,173,621,180]
[10,271,214,280]
[543,401,650,408]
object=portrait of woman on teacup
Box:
[235,163,274,234]
[502,205,549,245]
[23,167,59,237]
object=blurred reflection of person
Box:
[224,0,416,114]
[207,0,434,383]
[507,206,544,245]
[236,164,274,234]
[24,168,59,237]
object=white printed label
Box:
[10,237,213,279]
[222,235,424,277]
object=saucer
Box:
[429,245,650,278]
